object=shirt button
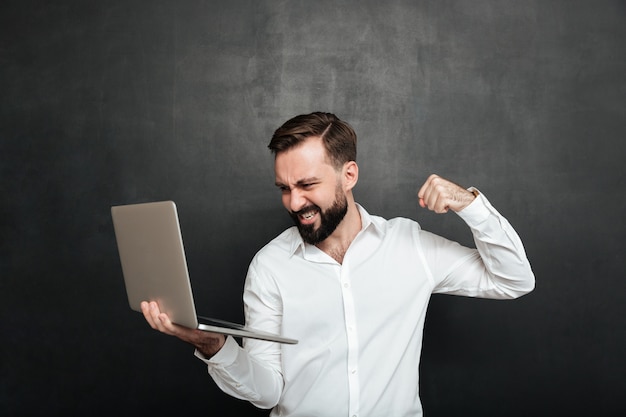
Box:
[343,282,350,288]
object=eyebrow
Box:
[275,177,321,189]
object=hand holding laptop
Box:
[111,201,297,345]
[141,301,226,357]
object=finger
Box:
[151,305,171,333]
[433,195,450,213]
[156,312,177,335]
[426,190,447,213]
[145,301,173,334]
[420,189,434,210]
[417,174,437,200]
[417,174,437,208]
[422,176,453,213]
[141,301,158,329]
[422,183,440,211]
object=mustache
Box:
[291,205,320,216]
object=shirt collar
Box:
[288,203,384,258]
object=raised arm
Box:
[417,174,535,299]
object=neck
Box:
[315,201,361,264]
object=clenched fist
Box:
[417,174,477,214]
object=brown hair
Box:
[268,112,357,170]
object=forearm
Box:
[456,190,535,298]
[195,336,283,409]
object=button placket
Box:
[340,260,360,417]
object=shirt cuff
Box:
[194,335,239,365]
[456,187,491,226]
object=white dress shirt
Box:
[195,191,535,417]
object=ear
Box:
[342,161,359,191]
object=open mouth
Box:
[296,207,319,225]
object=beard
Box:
[289,186,348,245]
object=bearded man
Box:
[142,112,535,417]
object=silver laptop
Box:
[111,200,297,344]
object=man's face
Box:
[274,136,348,245]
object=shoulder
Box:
[357,204,421,234]
[359,209,426,250]
[370,212,422,234]
[250,226,300,266]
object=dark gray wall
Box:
[2,0,625,415]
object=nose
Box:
[286,188,307,213]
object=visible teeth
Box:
[301,211,316,220]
